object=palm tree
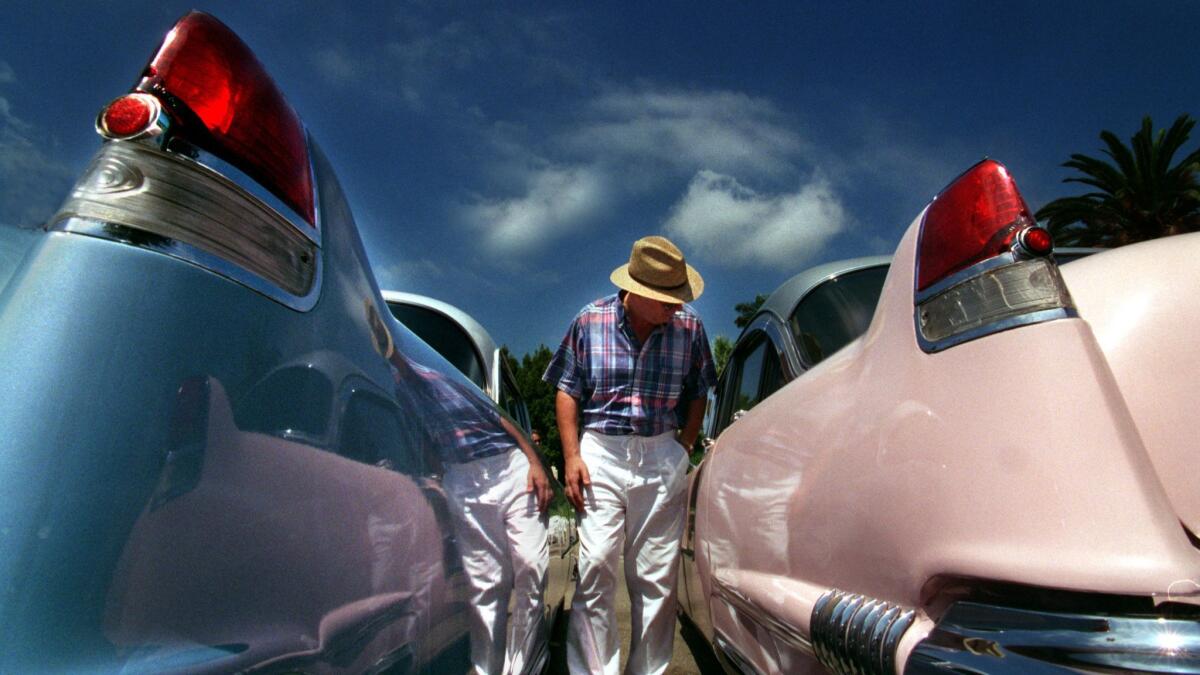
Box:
[1036,115,1200,247]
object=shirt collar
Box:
[615,290,669,347]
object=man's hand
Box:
[564,454,591,513]
[526,462,553,512]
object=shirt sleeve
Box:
[681,319,718,401]
[542,317,586,400]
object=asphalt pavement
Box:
[546,557,723,674]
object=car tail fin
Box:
[914,160,1075,352]
[62,12,320,309]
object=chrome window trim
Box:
[779,264,891,372]
[759,256,892,326]
[743,313,803,381]
[381,294,491,396]
[52,220,324,312]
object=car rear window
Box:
[386,302,487,390]
[790,265,889,367]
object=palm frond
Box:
[1039,115,1200,247]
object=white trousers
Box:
[568,430,690,675]
[445,449,549,675]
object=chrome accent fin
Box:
[810,590,915,675]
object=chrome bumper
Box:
[906,601,1200,673]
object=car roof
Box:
[380,290,498,383]
[758,255,893,323]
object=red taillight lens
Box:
[1019,226,1054,256]
[100,94,157,137]
[916,159,1034,292]
[138,12,315,225]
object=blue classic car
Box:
[0,12,555,674]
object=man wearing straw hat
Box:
[543,235,717,674]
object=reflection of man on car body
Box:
[367,300,553,675]
[544,236,716,675]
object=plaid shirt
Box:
[394,356,515,464]
[543,293,717,436]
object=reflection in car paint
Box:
[0,11,568,674]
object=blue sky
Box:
[2,1,1198,356]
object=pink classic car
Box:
[679,160,1200,673]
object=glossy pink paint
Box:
[692,217,1200,674]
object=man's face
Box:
[531,432,541,445]
[626,293,682,326]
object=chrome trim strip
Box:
[183,143,321,247]
[810,589,915,675]
[710,577,813,656]
[713,632,761,675]
[907,601,1200,674]
[52,220,323,312]
[742,313,804,381]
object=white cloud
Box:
[313,48,359,84]
[461,165,607,253]
[372,258,448,292]
[564,88,806,181]
[0,94,75,228]
[664,170,846,269]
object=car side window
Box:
[733,338,768,414]
[715,331,786,433]
[789,265,889,368]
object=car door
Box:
[679,320,789,636]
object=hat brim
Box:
[610,263,704,303]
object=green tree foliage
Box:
[734,294,767,329]
[712,335,733,377]
[1036,115,1200,247]
[501,344,562,470]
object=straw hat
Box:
[610,236,704,303]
